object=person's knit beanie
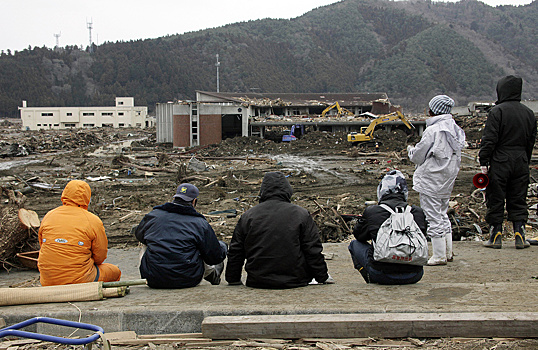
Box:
[428,95,455,115]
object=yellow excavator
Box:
[321,102,354,118]
[347,111,414,147]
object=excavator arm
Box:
[348,111,414,143]
[321,102,354,118]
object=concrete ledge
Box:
[1,243,537,335]
[202,313,538,339]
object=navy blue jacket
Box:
[134,202,227,289]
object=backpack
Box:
[372,204,428,266]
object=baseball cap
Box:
[173,183,199,201]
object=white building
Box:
[19,97,151,130]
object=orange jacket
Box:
[38,180,109,286]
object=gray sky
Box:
[0,0,533,52]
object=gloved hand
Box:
[227,280,242,286]
[481,166,488,174]
[407,145,413,153]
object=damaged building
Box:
[156,91,402,148]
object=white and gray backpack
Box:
[372,204,428,266]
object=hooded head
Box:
[496,75,522,104]
[259,171,293,203]
[377,170,408,202]
[428,95,455,116]
[61,180,91,209]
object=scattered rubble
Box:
[1,333,537,350]
[1,122,537,270]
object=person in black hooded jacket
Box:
[134,183,227,289]
[349,170,427,285]
[225,171,332,289]
[479,75,537,249]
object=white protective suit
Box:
[408,114,466,198]
[408,114,466,238]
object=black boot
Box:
[513,221,530,249]
[484,224,502,249]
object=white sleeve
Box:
[408,131,434,166]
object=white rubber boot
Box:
[428,236,447,266]
[446,234,453,262]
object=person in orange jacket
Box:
[37,180,121,286]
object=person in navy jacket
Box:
[134,183,227,288]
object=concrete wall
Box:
[116,97,134,107]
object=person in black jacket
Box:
[479,75,537,249]
[348,170,427,285]
[225,171,332,289]
[134,183,228,288]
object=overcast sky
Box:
[0,0,534,52]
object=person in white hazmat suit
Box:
[408,95,466,265]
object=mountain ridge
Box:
[0,0,536,117]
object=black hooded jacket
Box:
[135,202,227,289]
[479,75,536,166]
[225,172,329,289]
[352,193,427,273]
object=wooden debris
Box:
[118,211,140,222]
[1,188,39,268]
[231,340,285,349]
[407,337,424,346]
[202,313,538,339]
[316,341,351,350]
[104,331,215,346]
[114,157,177,173]
[0,339,41,350]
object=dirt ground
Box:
[1,337,538,350]
[2,119,538,348]
[1,118,538,269]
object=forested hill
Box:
[1,0,537,117]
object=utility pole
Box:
[215,54,220,93]
[87,19,93,53]
[53,32,61,48]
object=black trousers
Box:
[485,156,530,225]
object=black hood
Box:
[496,75,522,104]
[259,171,293,203]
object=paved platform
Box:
[1,241,537,335]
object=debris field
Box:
[2,116,538,270]
[1,116,538,348]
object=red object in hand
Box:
[473,173,489,189]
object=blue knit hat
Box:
[429,95,454,115]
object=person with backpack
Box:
[408,95,466,265]
[348,170,428,285]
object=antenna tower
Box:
[215,54,220,93]
[53,32,61,48]
[87,19,93,53]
